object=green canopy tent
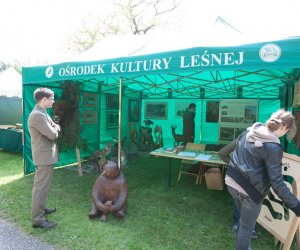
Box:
[22,35,300,175]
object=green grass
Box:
[0,150,23,185]
[0,149,285,249]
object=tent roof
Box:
[0,67,22,97]
[22,34,300,99]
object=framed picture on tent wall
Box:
[83,110,97,124]
[106,94,119,110]
[144,102,168,119]
[206,101,219,122]
[83,93,98,108]
[128,99,140,122]
[106,111,119,129]
[175,102,190,117]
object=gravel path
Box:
[0,217,55,250]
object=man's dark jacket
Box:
[183,109,195,144]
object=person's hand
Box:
[49,119,60,131]
[52,123,60,132]
[55,123,61,132]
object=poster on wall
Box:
[144,102,168,119]
[106,112,119,129]
[83,110,97,124]
[257,153,300,249]
[106,94,119,110]
[128,99,140,122]
[219,99,258,144]
[175,102,190,117]
[83,93,98,108]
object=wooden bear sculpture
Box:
[89,161,128,221]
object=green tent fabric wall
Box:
[22,35,300,174]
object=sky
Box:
[1,0,300,65]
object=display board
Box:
[218,99,258,144]
[257,153,300,249]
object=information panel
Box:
[218,99,258,144]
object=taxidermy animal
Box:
[89,161,128,222]
[103,138,128,169]
[143,119,154,127]
[140,127,154,151]
[98,143,113,170]
[171,125,183,145]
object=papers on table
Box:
[195,154,212,160]
[154,147,176,154]
[153,148,213,161]
[164,148,177,154]
[177,151,197,157]
[177,151,212,160]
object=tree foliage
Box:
[67,0,180,52]
[0,61,10,72]
[0,60,22,73]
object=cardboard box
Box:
[204,168,223,190]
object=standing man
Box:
[28,87,60,229]
[183,103,196,145]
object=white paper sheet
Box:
[195,154,211,160]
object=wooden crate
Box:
[204,168,223,190]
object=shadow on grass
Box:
[0,152,277,250]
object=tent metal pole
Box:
[98,85,102,150]
[283,83,291,152]
[118,78,123,169]
[200,98,203,142]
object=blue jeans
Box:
[233,201,240,226]
[228,186,262,250]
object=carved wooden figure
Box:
[89,161,128,221]
[154,125,163,147]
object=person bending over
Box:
[225,109,300,250]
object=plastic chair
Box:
[177,143,205,184]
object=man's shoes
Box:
[232,224,238,234]
[32,220,57,229]
[44,208,56,215]
[232,224,259,239]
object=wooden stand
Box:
[76,147,83,176]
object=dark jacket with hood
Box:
[183,109,195,144]
[226,122,300,216]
